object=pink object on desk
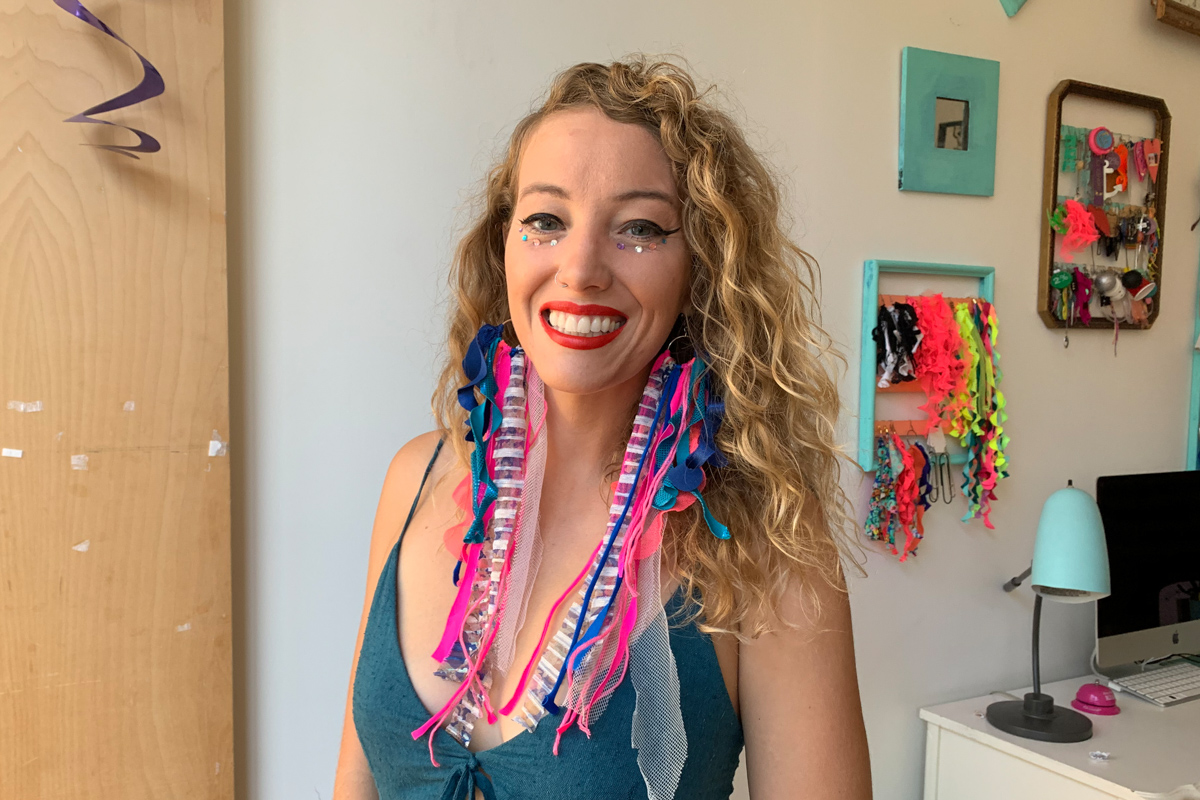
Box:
[1073,682,1121,715]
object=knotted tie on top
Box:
[437,752,497,800]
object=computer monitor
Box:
[1095,470,1200,670]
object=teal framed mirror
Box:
[899,47,1000,197]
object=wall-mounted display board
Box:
[859,260,1008,558]
[1037,81,1171,333]
[858,260,997,471]
[1154,0,1200,36]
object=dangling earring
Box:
[499,317,515,345]
[666,314,694,362]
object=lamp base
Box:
[985,692,1093,743]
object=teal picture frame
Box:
[1187,249,1200,470]
[899,47,1000,197]
[859,259,996,471]
[998,0,1028,16]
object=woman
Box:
[334,56,871,800]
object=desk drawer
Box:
[924,725,1135,800]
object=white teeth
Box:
[545,311,625,337]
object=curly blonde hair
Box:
[433,55,855,637]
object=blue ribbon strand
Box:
[655,358,731,539]
[456,325,505,558]
[542,364,675,713]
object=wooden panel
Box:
[0,1,232,798]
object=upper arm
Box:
[333,430,445,800]
[739,568,872,800]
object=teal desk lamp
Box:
[986,480,1111,743]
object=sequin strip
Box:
[433,350,527,745]
[510,364,668,731]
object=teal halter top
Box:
[352,443,744,799]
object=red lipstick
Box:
[541,301,626,317]
[538,301,628,350]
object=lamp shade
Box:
[1030,486,1110,603]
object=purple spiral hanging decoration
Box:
[53,0,165,158]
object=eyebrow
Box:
[517,183,677,205]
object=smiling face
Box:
[505,107,690,397]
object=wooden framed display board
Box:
[1036,80,1171,331]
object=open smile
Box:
[539,301,628,350]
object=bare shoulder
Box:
[739,565,872,799]
[364,431,462,577]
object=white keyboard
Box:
[1111,660,1200,706]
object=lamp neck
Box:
[1032,593,1043,696]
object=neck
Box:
[542,365,653,489]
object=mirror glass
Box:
[935,97,969,151]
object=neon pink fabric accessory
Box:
[1058,199,1099,262]
[413,341,700,800]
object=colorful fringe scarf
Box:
[413,324,729,800]
[948,300,1008,528]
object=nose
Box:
[551,220,613,293]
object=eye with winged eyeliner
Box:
[517,213,681,242]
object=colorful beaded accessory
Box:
[412,324,729,800]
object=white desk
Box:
[920,676,1200,800]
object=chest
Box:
[395,473,625,751]
[392,461,740,753]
